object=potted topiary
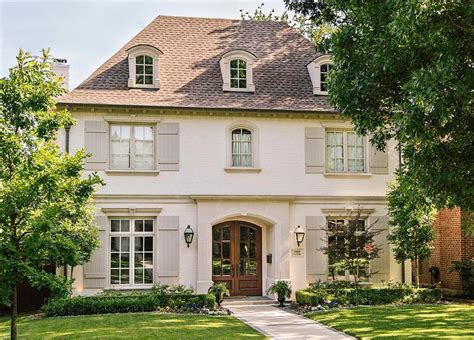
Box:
[208,282,230,307]
[268,280,292,307]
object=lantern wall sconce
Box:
[294,225,305,247]
[184,225,194,248]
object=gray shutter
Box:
[157,216,180,284]
[306,216,327,275]
[157,123,179,171]
[370,216,390,280]
[369,141,388,174]
[305,127,325,174]
[83,215,108,289]
[84,121,108,170]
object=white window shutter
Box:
[83,215,108,289]
[369,141,389,174]
[305,127,325,174]
[84,121,109,170]
[306,216,327,275]
[370,216,390,281]
[157,216,180,285]
[157,123,179,171]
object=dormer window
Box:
[307,55,333,95]
[127,45,163,89]
[220,50,256,92]
[135,55,153,85]
[230,59,247,89]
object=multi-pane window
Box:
[110,219,154,285]
[320,63,331,92]
[230,59,247,89]
[327,219,367,279]
[111,125,154,170]
[232,128,252,167]
[326,131,365,173]
[135,55,153,85]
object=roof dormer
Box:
[127,44,163,89]
[219,50,257,93]
[307,55,332,95]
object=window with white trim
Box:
[127,45,162,89]
[219,50,256,92]
[307,55,332,95]
[232,128,252,167]
[135,55,153,85]
[230,59,247,89]
[327,218,368,280]
[326,131,365,173]
[110,219,154,285]
[320,63,331,92]
[110,125,154,170]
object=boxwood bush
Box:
[42,293,216,317]
[296,284,441,307]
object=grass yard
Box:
[0,312,264,339]
[307,303,474,339]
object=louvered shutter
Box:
[306,216,327,276]
[369,141,389,174]
[83,215,108,288]
[157,216,180,284]
[370,216,390,282]
[157,123,179,171]
[84,121,108,170]
[305,127,325,174]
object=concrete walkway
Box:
[226,304,354,339]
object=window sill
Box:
[106,285,154,290]
[105,169,160,176]
[224,167,262,173]
[323,172,372,178]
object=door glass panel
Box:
[222,242,230,258]
[223,226,231,240]
[222,259,231,275]
[212,260,221,275]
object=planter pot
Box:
[277,295,286,307]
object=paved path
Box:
[227,304,354,339]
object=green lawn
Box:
[308,304,474,339]
[0,312,263,339]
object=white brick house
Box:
[57,15,411,296]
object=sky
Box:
[0,0,287,89]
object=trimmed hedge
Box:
[42,293,216,317]
[296,287,442,306]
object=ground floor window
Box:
[110,219,154,285]
[327,218,369,281]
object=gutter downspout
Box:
[398,143,406,284]
[63,124,71,278]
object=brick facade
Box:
[416,208,474,293]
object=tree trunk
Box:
[413,257,420,288]
[11,284,17,340]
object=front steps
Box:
[222,296,286,307]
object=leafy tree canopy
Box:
[284,0,473,215]
[0,49,103,339]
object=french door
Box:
[212,221,262,296]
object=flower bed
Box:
[42,292,216,317]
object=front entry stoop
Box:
[222,296,280,307]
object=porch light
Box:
[184,225,194,248]
[294,225,305,247]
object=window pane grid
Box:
[134,126,154,170]
[110,219,154,286]
[111,125,154,170]
[326,131,365,173]
[230,59,247,89]
[347,132,365,172]
[326,132,344,172]
[111,126,131,169]
[232,128,252,167]
[320,63,331,92]
[136,55,153,85]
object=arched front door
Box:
[212,221,262,296]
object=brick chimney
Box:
[51,58,70,91]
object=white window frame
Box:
[307,55,332,95]
[109,218,156,288]
[325,130,367,173]
[127,45,162,89]
[326,217,370,282]
[225,121,261,172]
[220,50,256,92]
[110,124,156,171]
[231,128,253,167]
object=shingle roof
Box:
[58,15,334,112]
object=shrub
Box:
[208,282,230,307]
[267,280,292,307]
[42,293,216,317]
[296,286,441,307]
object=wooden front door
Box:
[212,221,262,296]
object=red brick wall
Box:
[416,208,473,292]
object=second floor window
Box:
[326,131,365,173]
[232,128,252,167]
[135,55,153,85]
[320,63,331,92]
[230,59,247,89]
[111,125,154,170]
